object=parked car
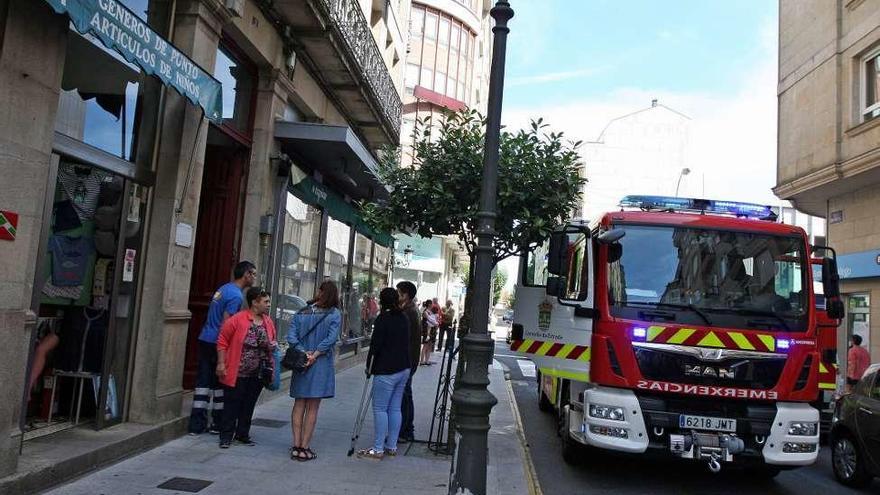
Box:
[830,364,880,487]
[502,310,514,323]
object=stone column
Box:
[239,70,290,280]
[128,0,230,424]
[0,0,68,476]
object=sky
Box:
[496,0,779,292]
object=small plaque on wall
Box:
[175,222,194,247]
[0,210,18,241]
[830,210,844,224]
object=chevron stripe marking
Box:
[558,343,577,358]
[647,325,666,342]
[526,340,543,354]
[667,328,696,344]
[728,332,755,350]
[757,334,776,352]
[547,342,564,357]
[536,341,554,356]
[577,347,592,362]
[697,331,725,348]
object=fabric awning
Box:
[274,121,389,202]
[289,172,393,247]
[44,0,223,122]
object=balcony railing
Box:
[314,0,402,138]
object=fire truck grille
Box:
[634,347,785,390]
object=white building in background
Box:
[392,235,465,307]
[582,100,694,220]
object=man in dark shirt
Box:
[396,281,420,442]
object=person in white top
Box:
[420,301,439,365]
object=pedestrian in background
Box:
[188,261,256,435]
[357,288,412,460]
[396,281,420,443]
[847,334,871,392]
[215,287,276,448]
[288,280,341,461]
[436,299,456,352]
[420,301,439,365]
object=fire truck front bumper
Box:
[574,387,650,453]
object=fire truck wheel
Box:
[538,386,553,413]
[560,424,582,465]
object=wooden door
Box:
[183,144,246,388]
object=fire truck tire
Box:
[561,428,581,465]
[538,381,553,413]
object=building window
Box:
[214,44,256,136]
[863,50,880,122]
[348,233,373,339]
[421,67,434,89]
[410,6,424,36]
[276,193,322,342]
[439,17,450,46]
[406,63,419,89]
[425,12,437,41]
[325,216,352,339]
[435,71,446,94]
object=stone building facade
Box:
[776,0,880,373]
[0,0,404,490]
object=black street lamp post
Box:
[448,2,513,494]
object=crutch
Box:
[347,374,373,456]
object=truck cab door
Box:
[512,228,594,383]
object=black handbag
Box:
[259,359,273,388]
[282,310,332,373]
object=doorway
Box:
[183,131,249,389]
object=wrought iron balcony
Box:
[272,0,402,149]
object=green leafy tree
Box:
[493,269,507,306]
[362,110,585,331]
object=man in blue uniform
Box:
[188,261,257,435]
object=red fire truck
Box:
[510,196,845,475]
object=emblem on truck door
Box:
[538,300,553,332]
[683,365,735,379]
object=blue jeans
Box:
[372,369,409,451]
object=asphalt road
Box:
[489,323,880,495]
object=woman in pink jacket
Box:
[216,287,277,448]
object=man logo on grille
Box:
[684,365,734,379]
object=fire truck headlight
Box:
[589,404,626,422]
[783,442,817,453]
[787,422,818,436]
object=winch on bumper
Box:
[567,386,820,469]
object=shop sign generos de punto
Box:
[44,0,223,122]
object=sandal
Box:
[289,446,307,462]
[357,448,384,460]
[303,447,317,461]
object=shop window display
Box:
[275,193,322,343]
[26,162,136,435]
[350,233,374,340]
[324,217,352,340]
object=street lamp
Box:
[675,167,691,197]
[448,1,512,494]
[394,244,414,268]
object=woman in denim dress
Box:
[287,280,341,461]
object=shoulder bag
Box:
[282,309,332,373]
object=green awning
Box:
[289,174,393,247]
[44,0,223,123]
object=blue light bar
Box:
[618,195,776,220]
[777,339,791,351]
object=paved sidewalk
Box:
[43,351,529,495]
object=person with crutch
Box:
[357,288,413,460]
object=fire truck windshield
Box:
[608,225,809,332]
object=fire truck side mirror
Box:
[827,299,845,320]
[822,257,841,299]
[597,228,626,244]
[547,232,568,275]
[546,276,562,297]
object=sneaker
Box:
[234,436,256,446]
[356,448,384,460]
[398,435,412,444]
[219,441,231,449]
[208,426,221,435]
[188,431,200,436]
[384,448,398,457]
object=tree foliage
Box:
[493,269,507,306]
[361,110,585,266]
